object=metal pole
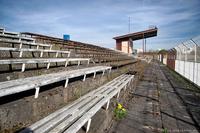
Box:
[129,17,130,33]
[190,39,197,83]
[145,38,146,52]
[182,43,189,78]
[143,33,144,55]
[177,46,182,74]
[191,39,197,62]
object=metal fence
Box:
[174,35,200,86]
[175,35,200,63]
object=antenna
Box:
[128,16,130,33]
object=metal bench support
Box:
[35,87,40,98]
[86,119,91,133]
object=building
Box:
[113,27,158,54]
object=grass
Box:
[165,66,200,92]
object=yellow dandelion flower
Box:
[122,108,126,111]
[117,103,122,109]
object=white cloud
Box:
[0,0,199,50]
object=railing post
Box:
[47,62,50,69]
[109,68,111,74]
[86,118,91,133]
[124,84,127,91]
[93,71,96,78]
[55,52,59,58]
[50,45,52,50]
[40,51,44,57]
[78,61,80,66]
[35,87,40,98]
[102,70,105,76]
[65,60,69,67]
[117,90,120,99]
[106,100,110,110]
[19,43,23,49]
[68,52,71,57]
[19,51,23,57]
[22,63,26,72]
[65,78,69,88]
[83,74,86,81]
[87,59,90,65]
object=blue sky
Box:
[0,0,200,50]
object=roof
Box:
[113,27,158,40]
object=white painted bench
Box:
[0,30,18,36]
[0,66,112,98]
[0,58,90,72]
[20,74,134,133]
[0,27,5,32]
[0,33,35,41]
[0,47,70,57]
[0,38,52,49]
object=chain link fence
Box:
[175,35,200,63]
[174,35,200,86]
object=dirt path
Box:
[108,61,199,133]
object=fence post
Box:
[177,46,182,75]
[182,43,188,78]
[191,39,197,84]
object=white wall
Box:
[163,58,167,65]
[175,60,200,86]
[121,41,128,53]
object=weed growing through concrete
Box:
[114,103,127,120]
[162,128,168,133]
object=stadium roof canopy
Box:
[113,27,158,41]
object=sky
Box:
[0,0,200,50]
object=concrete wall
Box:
[163,58,167,65]
[116,40,133,54]
[175,60,200,86]
[121,41,129,53]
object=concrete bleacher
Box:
[0,66,111,98]
[0,27,135,133]
[0,28,52,49]
[20,74,134,133]
[0,28,90,72]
